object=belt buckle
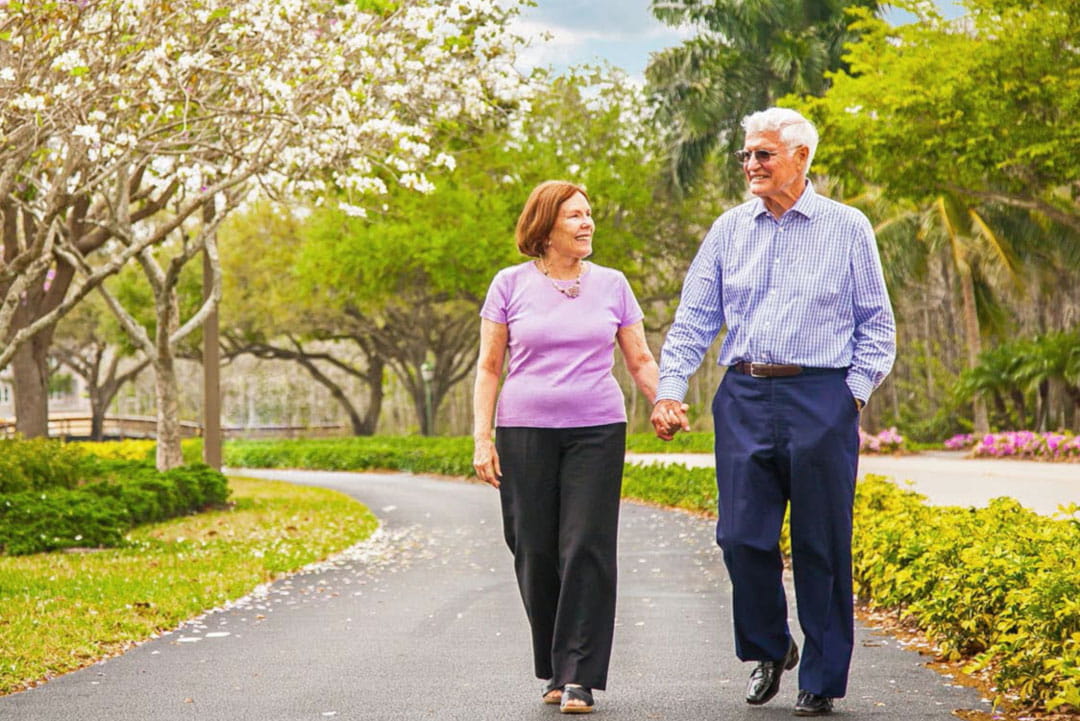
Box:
[749,362,769,378]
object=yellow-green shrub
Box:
[73,439,156,461]
[853,476,1080,711]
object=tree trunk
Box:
[90,385,107,441]
[959,270,989,434]
[11,336,50,438]
[154,354,184,470]
[154,284,184,471]
[357,359,384,435]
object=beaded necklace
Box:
[538,258,584,298]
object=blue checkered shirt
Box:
[657,183,896,404]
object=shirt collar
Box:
[751,180,819,221]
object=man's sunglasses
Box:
[734,149,781,164]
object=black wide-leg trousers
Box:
[495,423,626,691]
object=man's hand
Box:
[650,399,691,441]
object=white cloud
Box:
[509,16,688,79]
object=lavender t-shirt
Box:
[480,260,644,428]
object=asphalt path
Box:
[626,450,1080,516]
[2,468,989,721]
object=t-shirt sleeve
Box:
[617,272,645,327]
[479,270,509,324]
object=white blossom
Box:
[72,125,101,145]
[433,153,456,172]
[0,0,534,355]
[51,50,85,73]
[338,202,368,218]
[11,93,46,111]
[399,172,435,194]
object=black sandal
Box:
[560,685,594,714]
[542,680,562,705]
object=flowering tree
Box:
[0,0,529,459]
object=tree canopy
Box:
[799,0,1079,231]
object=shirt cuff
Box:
[656,376,689,404]
[846,371,874,405]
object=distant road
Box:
[626,450,1080,516]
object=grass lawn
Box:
[0,476,377,696]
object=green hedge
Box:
[223,436,474,477]
[854,477,1080,711]
[626,431,715,453]
[0,440,230,555]
[222,434,716,471]
[0,438,93,493]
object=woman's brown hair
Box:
[515,181,589,258]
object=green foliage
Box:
[224,436,474,477]
[854,476,1080,711]
[956,327,1080,430]
[0,489,130,555]
[0,440,229,555]
[800,0,1079,228]
[0,438,92,493]
[622,462,716,514]
[625,431,714,453]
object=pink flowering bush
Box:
[970,431,1080,461]
[944,433,975,450]
[859,427,905,454]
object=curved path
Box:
[2,469,987,720]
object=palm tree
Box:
[924,194,1023,434]
[646,0,880,193]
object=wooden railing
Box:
[0,414,201,440]
[0,415,348,441]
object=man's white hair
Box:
[741,107,819,171]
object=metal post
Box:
[202,202,222,470]
[421,361,434,436]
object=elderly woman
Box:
[472,180,661,714]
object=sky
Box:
[508,1,691,82]
[508,1,966,82]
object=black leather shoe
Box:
[794,690,833,716]
[745,638,799,705]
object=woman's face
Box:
[545,192,594,260]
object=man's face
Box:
[741,130,807,201]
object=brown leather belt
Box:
[731,361,803,378]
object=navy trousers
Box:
[712,368,859,698]
[495,423,626,691]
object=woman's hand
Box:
[650,399,691,441]
[472,437,502,488]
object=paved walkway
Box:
[2,469,988,720]
[627,450,1080,516]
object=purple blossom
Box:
[944,433,974,450]
[970,430,1080,461]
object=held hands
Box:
[472,438,502,488]
[650,399,691,441]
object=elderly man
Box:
[651,107,896,716]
